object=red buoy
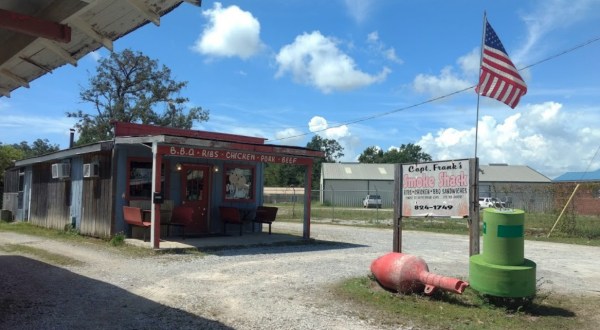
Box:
[370,252,468,295]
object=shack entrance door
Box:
[180,164,210,235]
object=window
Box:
[184,168,204,201]
[128,159,166,199]
[224,166,254,201]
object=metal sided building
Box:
[2,122,323,248]
[478,164,552,212]
[553,168,600,216]
[320,163,395,208]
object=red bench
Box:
[167,206,191,239]
[253,206,278,235]
[220,206,244,236]
[123,206,151,241]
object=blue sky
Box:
[1,0,599,179]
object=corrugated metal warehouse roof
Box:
[554,169,600,182]
[322,163,395,180]
[0,0,199,98]
[321,162,552,183]
[479,164,551,183]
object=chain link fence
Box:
[264,185,600,216]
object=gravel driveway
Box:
[1,222,599,329]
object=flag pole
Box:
[474,11,487,159]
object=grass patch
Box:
[0,244,84,267]
[0,221,87,242]
[333,276,600,329]
[0,221,201,258]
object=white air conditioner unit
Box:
[83,163,100,178]
[51,163,71,179]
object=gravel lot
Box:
[1,222,599,329]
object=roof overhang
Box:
[14,141,114,166]
[0,0,200,98]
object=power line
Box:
[267,34,600,142]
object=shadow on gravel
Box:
[0,256,232,330]
[199,239,369,257]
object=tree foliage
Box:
[264,163,303,187]
[11,139,60,158]
[306,135,344,163]
[0,139,59,206]
[358,143,432,163]
[307,135,344,188]
[264,136,344,189]
[68,49,209,144]
[357,146,383,163]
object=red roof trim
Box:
[113,122,266,145]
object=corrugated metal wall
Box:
[79,152,113,238]
[23,152,113,238]
[29,163,70,230]
[321,179,394,208]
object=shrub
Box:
[110,232,126,246]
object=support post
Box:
[151,142,162,249]
[469,158,480,256]
[303,163,313,239]
[393,164,403,252]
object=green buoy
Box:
[469,208,536,297]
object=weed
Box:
[62,224,80,236]
[110,232,126,246]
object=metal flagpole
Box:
[470,11,487,256]
[474,11,487,159]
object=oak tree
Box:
[68,49,209,144]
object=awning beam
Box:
[0,8,71,43]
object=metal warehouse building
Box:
[320,163,395,208]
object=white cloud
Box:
[457,48,480,77]
[416,101,600,178]
[308,116,328,132]
[413,66,471,97]
[308,116,350,140]
[514,0,598,62]
[87,51,101,62]
[274,128,304,146]
[0,114,78,147]
[308,116,359,161]
[275,31,390,93]
[366,31,403,64]
[192,2,263,59]
[367,31,378,43]
[308,115,346,137]
[343,0,374,23]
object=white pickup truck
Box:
[363,194,382,208]
[478,197,505,208]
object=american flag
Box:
[476,20,527,109]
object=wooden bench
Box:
[219,206,244,236]
[167,206,192,239]
[123,206,151,241]
[253,206,278,234]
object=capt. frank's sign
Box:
[401,159,471,217]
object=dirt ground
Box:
[1,222,599,329]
